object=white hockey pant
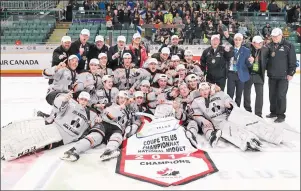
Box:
[1,118,62,161]
[227,107,283,144]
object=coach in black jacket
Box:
[107,35,136,70]
[264,28,297,123]
[243,36,268,118]
[201,34,233,91]
[69,29,91,73]
[49,36,73,84]
[87,35,109,69]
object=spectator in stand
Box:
[169,35,185,59]
[117,4,124,25]
[123,6,131,29]
[268,0,280,13]
[262,23,272,39]
[170,4,178,17]
[105,12,113,30]
[200,0,207,9]
[128,33,148,68]
[174,28,184,45]
[292,6,300,23]
[230,0,239,12]
[184,19,194,44]
[155,11,165,23]
[204,19,216,40]
[112,9,121,30]
[297,25,301,43]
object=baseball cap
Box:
[185,74,198,82]
[123,53,132,58]
[68,55,79,60]
[158,74,168,80]
[89,58,99,65]
[252,36,264,43]
[271,28,283,36]
[102,75,113,82]
[140,80,150,86]
[171,55,180,61]
[98,53,107,58]
[176,64,186,72]
[211,34,220,41]
[134,91,144,98]
[118,91,129,98]
[184,50,193,56]
[80,29,90,36]
[78,91,90,100]
[148,58,158,64]
[95,35,104,42]
[117,35,126,42]
[161,47,170,54]
[234,33,243,39]
[133,33,141,39]
[61,36,71,43]
[199,82,210,90]
[171,35,179,40]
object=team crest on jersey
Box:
[211,102,221,113]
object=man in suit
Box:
[107,35,136,70]
[243,36,268,118]
[227,33,252,107]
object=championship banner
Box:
[116,117,218,187]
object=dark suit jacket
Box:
[107,45,136,70]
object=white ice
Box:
[1,76,300,190]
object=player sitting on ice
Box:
[173,83,222,148]
[191,82,283,151]
[1,91,100,161]
[124,91,147,138]
[61,91,131,162]
[37,55,79,123]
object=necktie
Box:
[233,48,238,72]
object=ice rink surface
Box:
[1,76,300,190]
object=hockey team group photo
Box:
[1,0,300,190]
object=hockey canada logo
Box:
[157,168,180,177]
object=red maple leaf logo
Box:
[157,168,169,175]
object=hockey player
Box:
[98,53,113,78]
[172,64,187,87]
[191,82,263,151]
[43,55,79,106]
[1,91,100,161]
[182,50,204,77]
[185,73,200,91]
[151,47,170,73]
[124,91,147,138]
[173,83,222,148]
[113,53,142,91]
[73,58,103,97]
[61,91,131,162]
[90,75,119,113]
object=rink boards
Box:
[0,77,300,190]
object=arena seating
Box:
[67,22,137,43]
[1,19,56,44]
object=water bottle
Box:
[296,60,300,67]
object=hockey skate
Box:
[185,130,198,148]
[60,148,80,162]
[99,149,120,161]
[209,129,222,148]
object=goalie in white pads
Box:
[191,82,264,151]
[61,91,131,162]
[1,91,99,161]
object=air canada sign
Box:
[116,117,218,187]
[0,53,52,71]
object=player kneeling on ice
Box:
[191,82,283,151]
[61,91,131,162]
[1,91,99,161]
[173,83,222,148]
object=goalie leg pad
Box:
[1,118,62,161]
[218,121,262,151]
[227,107,283,144]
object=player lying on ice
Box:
[61,91,132,162]
[191,82,283,151]
[1,91,100,161]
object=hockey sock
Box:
[74,132,103,153]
